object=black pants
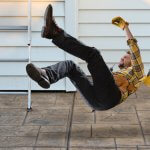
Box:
[43,31,121,110]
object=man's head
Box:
[118,51,131,69]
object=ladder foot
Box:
[27,107,32,112]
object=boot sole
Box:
[41,4,53,38]
[41,26,47,38]
[26,63,50,89]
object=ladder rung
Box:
[0,92,28,95]
[0,26,28,31]
[0,75,28,77]
[0,59,29,62]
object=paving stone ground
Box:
[0,84,150,150]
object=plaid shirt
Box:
[113,38,145,103]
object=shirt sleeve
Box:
[127,38,145,79]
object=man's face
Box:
[118,53,131,69]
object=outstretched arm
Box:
[124,24,134,40]
[124,24,144,79]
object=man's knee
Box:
[91,48,101,58]
[87,48,102,63]
[66,60,74,63]
[66,60,76,67]
[65,60,84,77]
[65,60,77,73]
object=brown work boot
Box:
[26,63,50,89]
[41,4,62,39]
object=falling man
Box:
[26,4,150,111]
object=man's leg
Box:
[52,32,121,108]
[43,60,106,110]
[41,4,121,109]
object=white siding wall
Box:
[0,0,67,90]
[78,0,150,75]
[1,0,150,90]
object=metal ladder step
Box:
[0,75,28,77]
[0,92,28,95]
[0,26,28,31]
[0,59,29,62]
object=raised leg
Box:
[43,60,107,110]
[41,4,121,109]
[52,32,121,108]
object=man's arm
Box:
[124,24,144,79]
[124,25,134,40]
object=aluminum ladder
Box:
[0,0,32,111]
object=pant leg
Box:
[52,31,98,63]
[43,60,106,110]
[86,49,121,108]
[52,31,121,108]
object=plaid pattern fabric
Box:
[113,38,145,103]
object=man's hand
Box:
[112,16,129,30]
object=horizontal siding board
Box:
[0,32,28,46]
[79,62,150,76]
[0,62,27,75]
[79,37,150,49]
[31,47,65,61]
[0,47,28,60]
[0,32,54,46]
[101,50,150,63]
[78,50,150,63]
[0,77,65,90]
[0,31,74,47]
[0,17,28,26]
[79,0,150,9]
[79,24,150,37]
[0,47,65,61]
[0,77,28,90]
[0,2,64,16]
[0,62,65,75]
[0,17,64,31]
[79,10,150,23]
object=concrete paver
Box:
[115,137,144,146]
[70,148,115,150]
[138,146,150,149]
[36,132,66,147]
[70,137,115,147]
[0,136,36,147]
[117,148,137,150]
[92,124,142,138]
[72,112,94,124]
[0,148,33,150]
[40,126,67,133]
[0,84,150,149]
[71,124,91,137]
[95,112,139,125]
[0,115,25,125]
[144,135,150,145]
[137,111,150,124]
[24,112,69,126]
[0,126,39,137]
[35,148,61,150]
